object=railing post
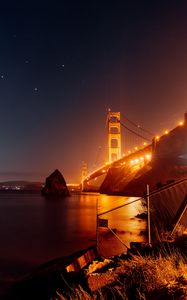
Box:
[147,184,151,246]
[96,198,99,253]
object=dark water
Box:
[0,192,146,294]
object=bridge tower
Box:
[81,161,87,190]
[107,110,121,163]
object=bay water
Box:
[0,192,146,294]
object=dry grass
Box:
[52,251,187,300]
[120,252,187,299]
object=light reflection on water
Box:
[97,194,147,256]
[0,192,146,290]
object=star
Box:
[1,75,4,79]
[34,87,38,91]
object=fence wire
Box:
[97,196,147,257]
[149,179,187,241]
[96,179,187,256]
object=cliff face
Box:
[153,121,187,164]
[100,120,187,196]
[42,169,70,196]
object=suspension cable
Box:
[121,113,155,136]
[120,121,152,142]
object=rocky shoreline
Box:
[7,235,187,300]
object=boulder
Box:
[41,169,70,196]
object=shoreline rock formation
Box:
[41,169,70,196]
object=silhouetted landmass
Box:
[0,181,43,192]
[41,169,70,196]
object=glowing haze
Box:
[0,1,187,182]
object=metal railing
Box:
[96,178,187,256]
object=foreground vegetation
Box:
[52,250,187,300]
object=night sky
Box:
[0,1,187,182]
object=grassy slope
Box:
[54,251,187,300]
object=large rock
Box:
[42,169,70,196]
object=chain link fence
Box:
[96,178,187,257]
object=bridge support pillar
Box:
[107,110,121,163]
[81,161,87,191]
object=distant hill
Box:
[0,181,44,191]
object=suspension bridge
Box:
[81,110,187,194]
[81,110,156,191]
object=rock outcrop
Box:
[41,169,70,196]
